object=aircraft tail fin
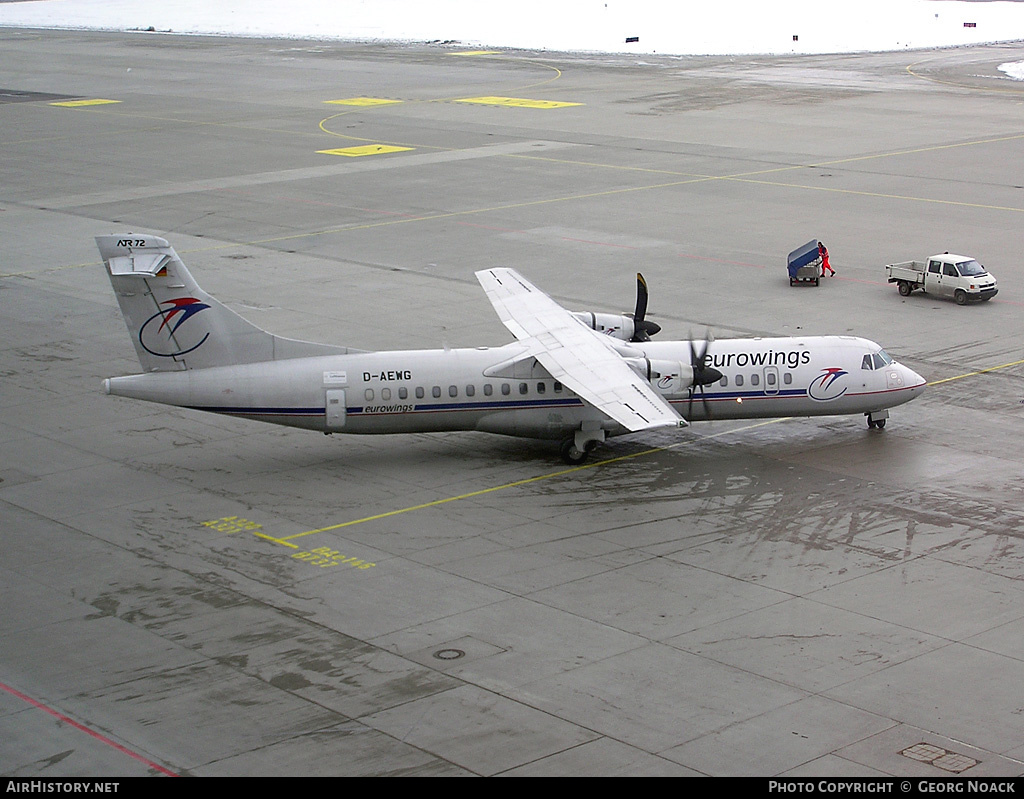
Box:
[97,234,357,372]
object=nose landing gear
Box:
[866,409,889,430]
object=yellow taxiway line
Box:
[267,355,1024,548]
[279,419,784,543]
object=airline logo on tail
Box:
[139,297,211,357]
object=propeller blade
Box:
[686,331,721,420]
[629,273,661,342]
[635,273,649,323]
[687,335,699,421]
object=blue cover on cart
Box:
[787,240,821,276]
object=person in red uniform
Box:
[819,241,835,276]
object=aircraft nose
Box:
[904,364,927,395]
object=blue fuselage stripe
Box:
[186,384,916,419]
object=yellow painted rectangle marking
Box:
[317,144,413,157]
[324,97,402,106]
[292,546,376,569]
[448,50,500,56]
[454,96,582,109]
[50,99,121,107]
[201,516,263,534]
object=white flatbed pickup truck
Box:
[886,253,998,305]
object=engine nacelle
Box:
[622,358,695,396]
[573,311,635,341]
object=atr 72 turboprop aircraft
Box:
[97,235,926,463]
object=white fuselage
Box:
[105,335,926,440]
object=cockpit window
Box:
[863,350,893,370]
[956,259,985,276]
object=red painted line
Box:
[677,252,767,269]
[454,222,639,248]
[561,236,638,249]
[833,275,889,286]
[217,187,420,218]
[979,297,1023,307]
[0,680,179,777]
[454,221,525,233]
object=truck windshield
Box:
[956,260,985,276]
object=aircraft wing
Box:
[475,268,684,431]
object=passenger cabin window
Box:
[381,388,391,401]
[554,382,563,393]
[519,383,528,395]
[784,373,792,385]
[719,375,728,387]
[399,387,408,400]
[767,372,776,386]
[501,383,511,396]
[432,386,441,398]
[466,384,475,397]
[735,375,744,386]
[449,385,458,398]
[416,387,425,399]
[751,374,759,386]
[364,389,374,401]
[537,382,545,394]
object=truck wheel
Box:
[954,289,968,306]
[898,281,912,297]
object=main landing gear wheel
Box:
[867,418,886,429]
[560,439,589,465]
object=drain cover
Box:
[901,743,978,773]
[433,648,465,661]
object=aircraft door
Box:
[763,366,780,396]
[326,389,346,430]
